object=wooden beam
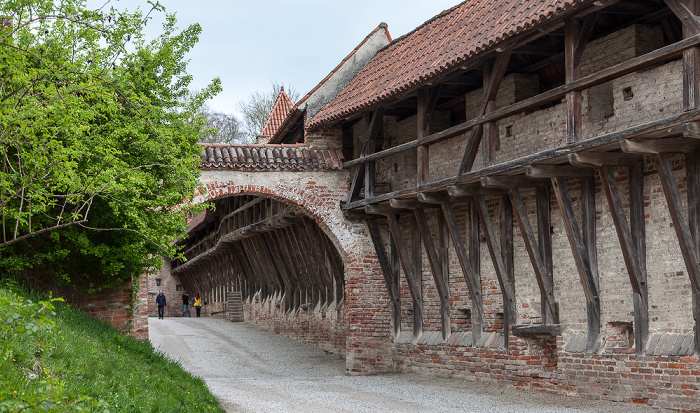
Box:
[665,0,700,36]
[415,208,451,340]
[525,165,595,178]
[598,164,648,354]
[390,198,437,210]
[367,218,401,338]
[683,121,700,138]
[448,185,505,197]
[481,175,550,188]
[500,193,515,347]
[410,216,423,340]
[509,187,558,324]
[569,151,643,167]
[536,186,556,324]
[511,324,567,337]
[621,137,700,154]
[551,176,601,353]
[475,196,516,336]
[440,201,483,342]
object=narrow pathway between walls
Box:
[148,318,668,413]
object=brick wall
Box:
[243,295,347,355]
[342,22,699,411]
[20,271,148,340]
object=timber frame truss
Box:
[342,0,700,354]
[171,195,345,315]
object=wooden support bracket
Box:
[569,152,643,167]
[621,138,700,154]
[525,164,594,178]
[551,176,601,353]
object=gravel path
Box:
[148,317,668,413]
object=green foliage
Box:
[0,0,217,290]
[0,283,224,412]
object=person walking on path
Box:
[193,293,203,317]
[156,291,166,319]
[182,292,191,317]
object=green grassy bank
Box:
[0,281,224,412]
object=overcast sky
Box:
[91,0,459,116]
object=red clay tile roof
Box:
[260,89,295,137]
[309,0,584,128]
[199,143,344,171]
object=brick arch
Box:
[196,170,362,264]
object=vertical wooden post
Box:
[411,217,423,340]
[537,186,556,323]
[682,0,700,111]
[417,88,430,186]
[500,194,515,339]
[483,59,498,167]
[564,14,595,143]
[565,19,582,143]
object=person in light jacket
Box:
[156,291,166,319]
[193,293,203,317]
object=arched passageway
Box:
[171,194,345,316]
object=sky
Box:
[89,0,459,116]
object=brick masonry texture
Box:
[339,23,700,411]
[146,17,698,412]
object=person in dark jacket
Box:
[182,292,191,317]
[156,291,166,319]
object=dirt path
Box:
[148,317,667,413]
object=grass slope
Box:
[0,281,225,412]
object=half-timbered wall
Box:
[332,2,700,410]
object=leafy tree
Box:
[237,82,300,141]
[0,0,219,290]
